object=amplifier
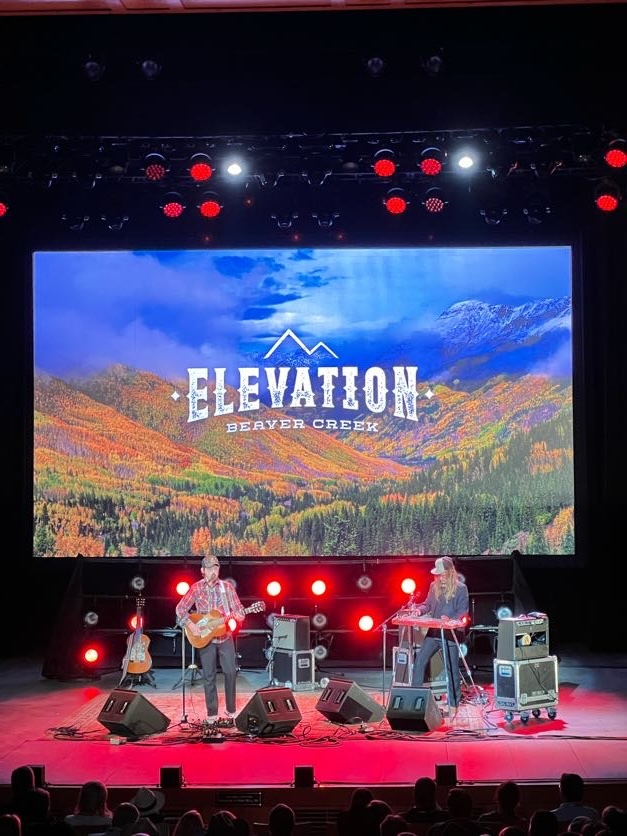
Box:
[272,615,310,651]
[497,615,549,661]
[494,656,558,710]
[392,646,446,692]
[271,649,315,691]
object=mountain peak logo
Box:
[263,328,339,360]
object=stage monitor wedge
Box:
[235,687,302,736]
[315,679,385,724]
[385,686,443,732]
[97,689,170,738]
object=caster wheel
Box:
[532,709,541,719]
[547,708,557,720]
[520,711,530,724]
[505,711,514,723]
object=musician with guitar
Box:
[175,554,261,727]
[409,556,469,713]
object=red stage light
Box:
[420,147,444,176]
[604,141,627,169]
[0,200,8,218]
[311,579,327,596]
[267,580,282,598]
[161,193,185,219]
[189,153,213,182]
[175,579,191,596]
[423,187,446,213]
[594,181,620,212]
[384,188,408,215]
[82,646,100,665]
[400,577,416,596]
[358,614,375,632]
[144,153,168,182]
[373,149,396,178]
[198,194,222,219]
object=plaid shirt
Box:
[176,578,245,644]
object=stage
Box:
[1,645,626,817]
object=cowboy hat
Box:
[129,788,165,815]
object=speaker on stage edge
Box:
[315,679,385,724]
[235,686,302,737]
[97,689,170,738]
[385,685,443,732]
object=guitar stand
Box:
[120,670,156,688]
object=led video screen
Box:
[33,245,574,559]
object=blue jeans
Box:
[410,636,461,707]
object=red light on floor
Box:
[267,580,282,598]
[384,189,408,215]
[311,579,327,596]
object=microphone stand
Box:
[373,609,402,708]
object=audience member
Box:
[170,811,205,836]
[127,792,165,829]
[381,813,410,836]
[528,810,559,836]
[498,827,527,836]
[600,805,627,836]
[478,781,527,831]
[402,777,449,824]
[0,815,21,836]
[64,781,113,828]
[267,804,295,836]
[568,818,593,834]
[427,788,484,836]
[336,787,374,836]
[205,811,238,836]
[551,775,600,824]
[363,800,393,836]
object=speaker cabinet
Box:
[494,656,558,711]
[272,615,310,651]
[497,615,550,661]
[235,687,302,736]
[315,679,385,724]
[97,689,170,738]
[385,686,443,732]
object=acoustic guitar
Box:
[122,596,152,675]
[185,601,266,649]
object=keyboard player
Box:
[409,556,469,711]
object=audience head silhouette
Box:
[268,804,295,836]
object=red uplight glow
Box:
[0,201,8,218]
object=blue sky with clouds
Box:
[33,245,571,380]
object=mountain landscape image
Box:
[33,246,575,558]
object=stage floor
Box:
[1,645,626,794]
